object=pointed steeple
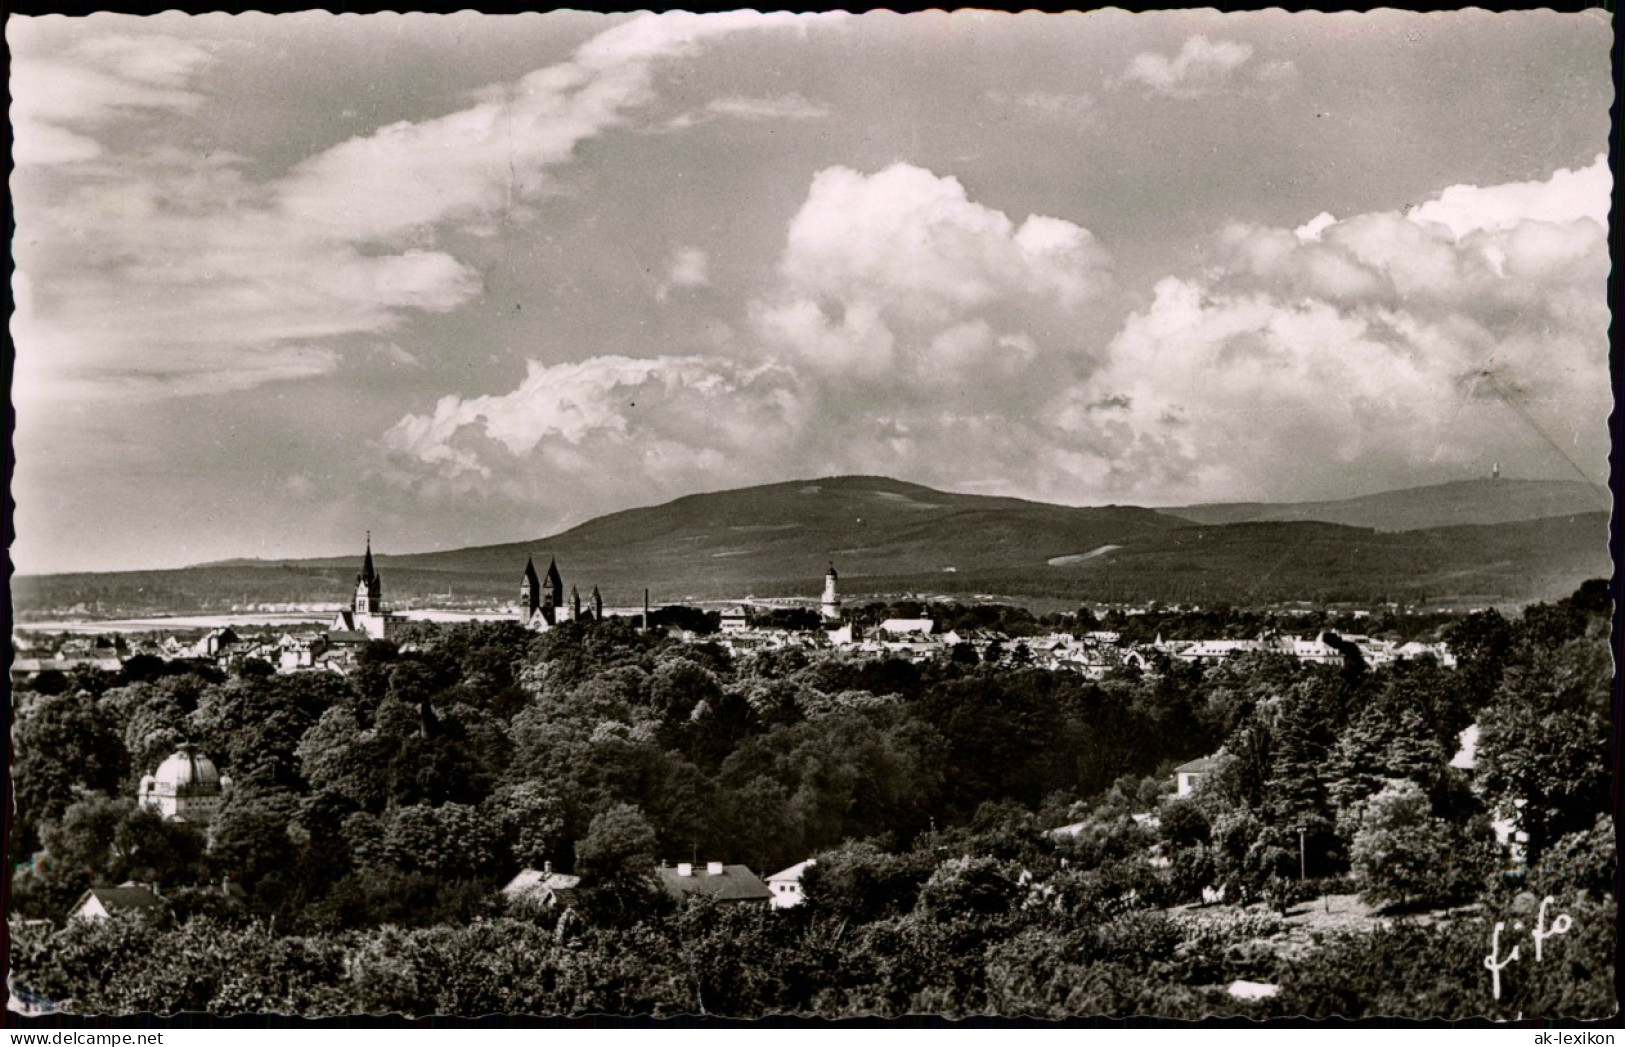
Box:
[544,557,565,611]
[521,556,541,617]
[355,532,382,614]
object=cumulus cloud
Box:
[1077,154,1613,500]
[11,13,839,403]
[384,162,1122,509]
[380,355,808,511]
[1406,154,1610,238]
[750,163,1114,446]
[377,155,1609,516]
[1118,35,1293,99]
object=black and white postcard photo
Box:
[7,7,1616,1025]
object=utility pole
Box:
[1296,825,1307,882]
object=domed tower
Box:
[821,562,842,621]
[138,743,232,827]
[355,532,382,615]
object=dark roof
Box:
[524,556,540,586]
[327,630,369,644]
[546,557,563,589]
[656,864,771,903]
[76,885,163,916]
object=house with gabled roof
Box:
[69,883,164,921]
[765,859,816,909]
[656,862,771,905]
[502,864,582,910]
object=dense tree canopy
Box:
[8,581,1613,1019]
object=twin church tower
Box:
[520,555,602,631]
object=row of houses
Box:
[9,626,384,687]
[76,857,819,925]
[500,858,817,913]
[701,615,1454,679]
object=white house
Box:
[1174,756,1221,797]
[69,883,163,921]
[765,859,816,909]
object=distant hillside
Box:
[1168,478,1609,531]
[838,512,1609,609]
[12,476,1611,617]
[291,475,1192,599]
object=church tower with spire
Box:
[328,533,403,641]
[355,532,382,615]
[521,556,542,621]
[544,558,564,618]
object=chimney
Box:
[543,861,552,875]
[677,862,693,877]
[707,861,724,876]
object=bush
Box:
[1279,897,1616,1020]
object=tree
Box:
[573,804,664,926]
[1159,799,1211,849]
[576,803,659,881]
[482,781,568,870]
[122,692,191,787]
[13,692,130,856]
[1347,780,1486,910]
[381,803,502,878]
[14,797,207,919]
[1474,639,1611,861]
[1444,609,1513,706]
[296,706,388,811]
[208,788,300,896]
[800,842,937,924]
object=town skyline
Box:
[10,10,1614,574]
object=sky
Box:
[8,9,1615,574]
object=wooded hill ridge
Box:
[15,476,1610,615]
